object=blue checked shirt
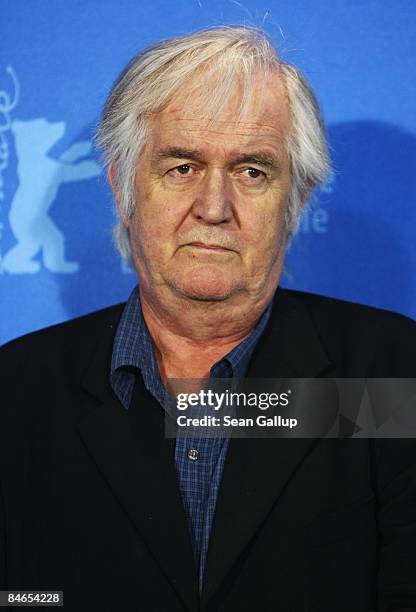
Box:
[111,285,271,591]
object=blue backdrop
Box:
[1,0,415,344]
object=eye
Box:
[237,167,267,183]
[175,164,192,175]
[168,164,195,177]
[244,168,264,179]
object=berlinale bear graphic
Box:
[2,118,101,274]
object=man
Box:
[1,26,416,612]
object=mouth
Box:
[186,242,233,252]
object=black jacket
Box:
[1,288,416,611]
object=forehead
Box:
[147,73,290,157]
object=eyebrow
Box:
[153,147,205,165]
[153,147,281,170]
[231,153,280,169]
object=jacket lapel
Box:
[77,322,200,612]
[201,288,332,607]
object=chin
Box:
[168,267,242,302]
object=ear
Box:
[108,163,129,228]
[300,180,314,209]
[108,162,117,191]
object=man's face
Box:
[126,73,292,305]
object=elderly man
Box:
[1,26,416,612]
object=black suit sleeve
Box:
[0,479,6,589]
[376,438,416,611]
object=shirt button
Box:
[187,448,199,461]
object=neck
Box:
[139,287,274,383]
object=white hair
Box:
[96,26,330,262]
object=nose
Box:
[191,168,234,225]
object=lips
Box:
[187,242,231,251]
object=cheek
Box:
[243,205,287,261]
[131,219,169,263]
[129,199,181,264]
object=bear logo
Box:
[2,118,101,273]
